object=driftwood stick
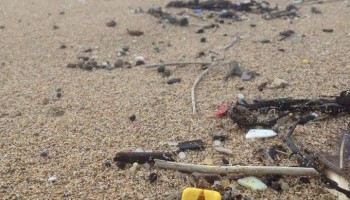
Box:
[154,159,319,176]
[192,68,209,114]
[146,62,210,68]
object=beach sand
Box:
[1,0,350,199]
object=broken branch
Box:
[146,62,210,68]
[154,159,319,176]
[192,68,209,114]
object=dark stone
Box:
[322,28,334,33]
[60,44,67,49]
[149,172,158,182]
[114,59,124,68]
[129,114,136,121]
[260,40,271,44]
[299,177,311,184]
[178,139,204,151]
[212,135,226,141]
[167,78,181,84]
[104,161,112,168]
[179,18,189,26]
[196,29,204,34]
[157,66,165,73]
[53,25,59,29]
[116,161,126,170]
[250,24,256,27]
[163,69,171,77]
[271,182,282,192]
[40,151,48,157]
[59,11,65,15]
[106,20,117,27]
[66,63,77,68]
[56,92,62,98]
[222,157,230,165]
[200,37,206,43]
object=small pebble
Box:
[149,172,157,182]
[311,6,322,14]
[104,161,112,168]
[40,151,48,157]
[299,177,311,184]
[53,25,59,29]
[213,140,221,146]
[222,157,230,164]
[200,37,207,43]
[241,71,253,81]
[129,114,136,121]
[48,175,57,182]
[268,78,289,89]
[178,152,186,159]
[106,20,117,27]
[116,161,126,170]
[163,69,171,77]
[56,92,62,98]
[280,181,289,191]
[143,163,151,169]
[322,28,334,33]
[302,59,309,64]
[167,141,178,146]
[66,63,77,68]
[114,59,124,68]
[157,66,165,73]
[60,44,67,49]
[167,78,181,84]
[237,93,244,99]
[196,29,204,34]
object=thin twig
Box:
[222,34,241,51]
[146,62,210,68]
[192,68,209,114]
[154,159,319,176]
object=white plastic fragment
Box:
[246,129,277,139]
[237,176,267,190]
[167,141,179,146]
[213,140,221,146]
[135,56,144,62]
[48,175,57,182]
[129,162,138,173]
[178,152,186,159]
[237,93,245,99]
[215,147,233,155]
[268,78,289,89]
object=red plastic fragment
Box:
[216,103,228,117]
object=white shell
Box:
[178,152,186,159]
[48,175,57,182]
[213,140,221,146]
[246,129,277,139]
[237,176,267,190]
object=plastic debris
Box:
[149,172,158,182]
[246,129,277,139]
[215,103,228,117]
[212,135,226,141]
[178,139,204,151]
[241,71,253,81]
[268,78,289,89]
[181,188,221,200]
[48,175,57,182]
[201,158,214,165]
[114,152,174,164]
[193,8,202,14]
[302,59,309,64]
[129,162,138,173]
[237,176,268,190]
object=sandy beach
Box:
[1,0,350,199]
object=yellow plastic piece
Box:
[302,59,309,64]
[181,188,221,200]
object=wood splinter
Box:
[154,159,319,176]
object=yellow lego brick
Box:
[181,188,221,200]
